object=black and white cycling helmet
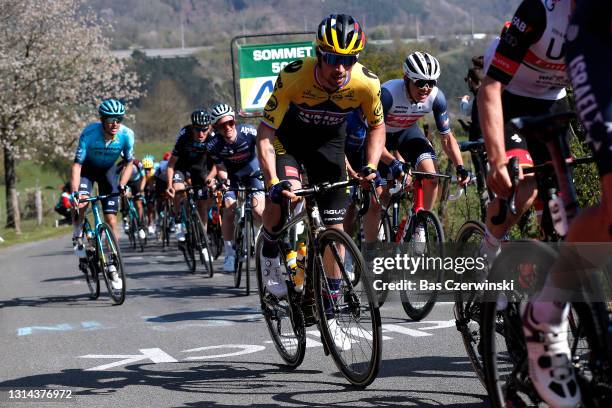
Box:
[210,103,235,125]
[403,51,441,81]
[191,109,211,127]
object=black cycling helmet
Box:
[191,109,211,127]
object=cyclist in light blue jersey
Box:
[70,99,135,290]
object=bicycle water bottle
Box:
[286,249,298,286]
[294,242,307,293]
[548,190,568,237]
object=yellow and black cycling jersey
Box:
[261,57,384,132]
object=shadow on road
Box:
[0,358,488,407]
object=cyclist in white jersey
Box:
[381,51,469,223]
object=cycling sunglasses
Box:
[320,51,359,67]
[194,125,210,132]
[215,119,236,130]
[413,79,437,89]
[102,116,123,124]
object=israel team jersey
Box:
[74,123,134,168]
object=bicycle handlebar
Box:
[293,178,360,197]
[78,192,121,204]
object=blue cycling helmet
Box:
[98,98,125,117]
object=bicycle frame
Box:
[80,193,121,266]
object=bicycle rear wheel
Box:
[255,235,306,367]
[97,223,126,305]
[454,220,487,388]
[314,228,382,387]
[81,222,100,300]
[399,210,444,321]
[181,218,197,273]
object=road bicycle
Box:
[78,192,126,305]
[230,172,265,295]
[255,178,382,387]
[176,185,214,276]
[122,194,146,252]
[376,164,449,321]
[207,189,224,261]
[475,112,610,407]
[157,195,174,250]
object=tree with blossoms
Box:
[0,0,141,231]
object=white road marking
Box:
[80,348,177,371]
[182,344,266,360]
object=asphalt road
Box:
[0,234,489,408]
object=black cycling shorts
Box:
[501,92,570,167]
[276,153,348,226]
[79,163,120,214]
[172,168,208,200]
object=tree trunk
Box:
[4,145,21,233]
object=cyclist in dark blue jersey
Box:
[343,109,401,247]
[70,98,134,290]
[206,103,265,272]
[167,109,216,245]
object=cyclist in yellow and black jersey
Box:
[256,13,386,298]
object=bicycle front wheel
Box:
[255,235,306,367]
[233,218,244,288]
[97,223,126,305]
[481,241,557,408]
[399,210,444,321]
[454,220,487,388]
[193,211,214,277]
[314,228,382,387]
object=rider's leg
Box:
[417,158,439,211]
[251,192,265,227]
[480,175,538,263]
[363,184,384,243]
[222,197,236,255]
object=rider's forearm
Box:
[119,161,133,187]
[208,164,218,180]
[256,123,278,186]
[379,146,397,166]
[441,131,464,167]
[166,156,177,188]
[364,124,386,168]
[478,77,507,166]
[71,163,82,193]
[345,156,357,178]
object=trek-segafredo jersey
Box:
[381,79,451,135]
[74,123,134,168]
[487,0,571,100]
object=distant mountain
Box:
[89,0,521,49]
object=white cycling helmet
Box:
[210,103,235,125]
[403,51,441,81]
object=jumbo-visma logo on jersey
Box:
[296,107,347,126]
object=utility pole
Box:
[180,13,185,49]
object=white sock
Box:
[73,224,83,239]
[224,240,235,256]
[531,300,569,326]
[531,273,573,325]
